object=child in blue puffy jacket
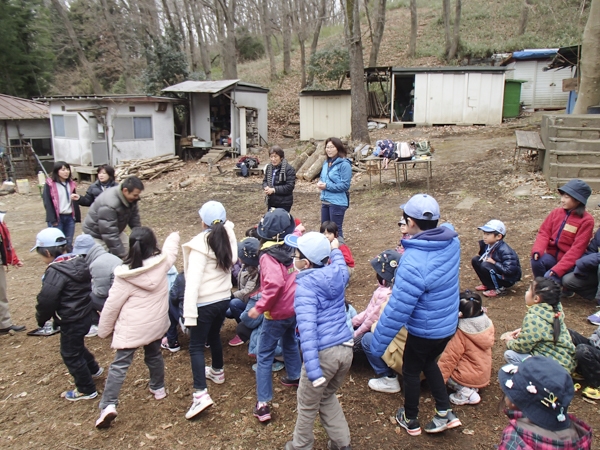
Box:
[283,232,353,450]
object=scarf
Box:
[265,159,288,188]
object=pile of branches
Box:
[115,155,185,181]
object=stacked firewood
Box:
[115,155,185,181]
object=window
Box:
[113,116,153,141]
[52,115,78,138]
[8,138,52,157]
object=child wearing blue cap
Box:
[283,232,353,450]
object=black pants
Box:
[236,322,253,343]
[60,315,100,395]
[570,329,600,387]
[90,292,107,326]
[471,256,515,290]
[562,272,599,301]
[402,333,451,419]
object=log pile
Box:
[115,155,185,181]
[295,141,326,181]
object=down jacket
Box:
[85,244,122,299]
[476,240,522,282]
[370,224,461,357]
[254,243,297,320]
[77,179,118,207]
[531,207,594,277]
[320,157,352,207]
[263,160,296,210]
[573,227,600,277]
[98,232,179,349]
[438,314,495,389]
[82,184,142,258]
[352,284,391,338]
[295,248,352,382]
[42,178,81,224]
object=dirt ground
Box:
[1,122,599,450]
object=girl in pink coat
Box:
[95,227,180,429]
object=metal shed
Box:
[299,90,351,140]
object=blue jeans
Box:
[361,332,393,377]
[166,295,181,344]
[226,298,246,323]
[321,203,348,238]
[49,214,75,249]
[256,316,301,402]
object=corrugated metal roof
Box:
[392,66,508,73]
[0,94,48,120]
[34,95,182,103]
[163,80,240,94]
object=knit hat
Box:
[199,201,226,226]
[498,356,574,431]
[257,208,296,241]
[370,249,402,283]
[284,232,331,266]
[478,219,506,236]
[558,179,592,205]
[400,194,440,220]
[72,234,96,255]
[238,237,260,266]
[30,228,67,251]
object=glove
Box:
[312,377,327,388]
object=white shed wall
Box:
[508,60,571,108]
[230,90,268,144]
[190,93,211,141]
[1,119,51,143]
[299,94,351,140]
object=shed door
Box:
[463,73,504,125]
[425,73,466,124]
[533,66,570,109]
[313,96,344,139]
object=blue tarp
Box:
[512,49,558,60]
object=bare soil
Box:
[1,123,599,449]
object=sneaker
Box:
[582,387,600,400]
[65,389,98,401]
[185,390,214,419]
[396,407,421,436]
[572,372,585,381]
[205,342,210,349]
[252,361,285,372]
[27,321,60,336]
[228,335,245,346]
[482,288,506,298]
[588,311,600,325]
[95,404,117,428]
[424,409,462,433]
[253,402,271,422]
[150,387,167,400]
[327,440,352,450]
[205,367,225,384]
[474,285,488,291]
[92,367,104,378]
[561,290,575,298]
[0,324,26,334]
[281,376,300,387]
[449,387,481,405]
[161,339,181,353]
[368,376,401,393]
[86,325,98,337]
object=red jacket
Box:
[531,208,594,277]
[255,252,297,320]
[339,244,355,268]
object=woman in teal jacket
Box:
[318,137,352,238]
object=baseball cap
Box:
[238,237,260,266]
[199,201,226,226]
[400,194,440,220]
[257,208,296,241]
[284,232,331,266]
[30,228,67,251]
[72,234,96,255]
[478,219,506,236]
[370,249,402,283]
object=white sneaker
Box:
[449,386,481,405]
[86,325,98,338]
[95,404,118,428]
[185,390,214,419]
[150,387,167,400]
[92,367,104,378]
[368,376,401,393]
[205,366,225,384]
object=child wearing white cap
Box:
[472,219,522,297]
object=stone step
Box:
[550,177,600,190]
[551,140,600,152]
[550,151,600,165]
[549,163,600,179]
[552,127,600,140]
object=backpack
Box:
[236,156,260,177]
[414,141,432,157]
[396,142,414,161]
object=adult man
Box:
[0,214,25,335]
[82,176,143,258]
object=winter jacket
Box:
[477,239,522,282]
[182,221,237,326]
[498,410,592,450]
[254,243,297,320]
[339,244,355,268]
[370,224,461,357]
[352,284,392,338]
[438,314,495,388]
[320,157,352,207]
[98,232,179,349]
[507,303,576,373]
[82,184,142,258]
[85,244,122,299]
[573,227,600,277]
[295,248,352,382]
[233,266,259,302]
[0,221,21,266]
[531,207,594,277]
[36,254,91,326]
[263,160,296,209]
[77,179,118,207]
[42,178,81,224]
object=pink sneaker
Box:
[228,335,245,347]
[483,288,506,297]
[150,387,167,400]
[475,285,488,291]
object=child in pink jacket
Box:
[95,227,179,429]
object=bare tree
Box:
[368,0,387,67]
[190,0,213,79]
[574,0,600,113]
[259,0,278,80]
[306,0,327,86]
[447,0,461,60]
[282,0,292,75]
[442,0,462,60]
[99,0,135,92]
[291,0,310,88]
[442,0,452,57]
[214,0,238,79]
[518,0,534,35]
[408,0,417,57]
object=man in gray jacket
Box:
[82,176,143,258]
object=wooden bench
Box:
[73,166,98,182]
[514,130,545,170]
[233,164,267,177]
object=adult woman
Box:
[263,146,296,212]
[78,165,118,207]
[318,137,352,238]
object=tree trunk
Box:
[160,0,177,31]
[345,0,370,143]
[50,0,103,94]
[363,0,374,45]
[448,0,461,60]
[574,0,600,114]
[408,0,417,57]
[216,0,237,79]
[518,0,532,35]
[99,0,135,92]
[260,0,277,81]
[368,0,387,67]
[299,38,307,88]
[191,0,212,79]
[182,0,198,71]
[282,0,292,75]
[442,0,451,58]
[306,0,327,86]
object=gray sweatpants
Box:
[99,339,164,410]
[290,344,353,450]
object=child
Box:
[568,326,600,399]
[32,227,102,401]
[228,237,261,346]
[283,232,353,450]
[396,218,411,254]
[531,179,594,284]
[438,291,494,405]
[370,194,462,436]
[181,201,237,420]
[0,212,25,334]
[472,219,522,297]
[321,221,355,280]
[502,277,576,373]
[95,228,179,428]
[247,208,302,423]
[497,356,592,449]
[43,161,81,249]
